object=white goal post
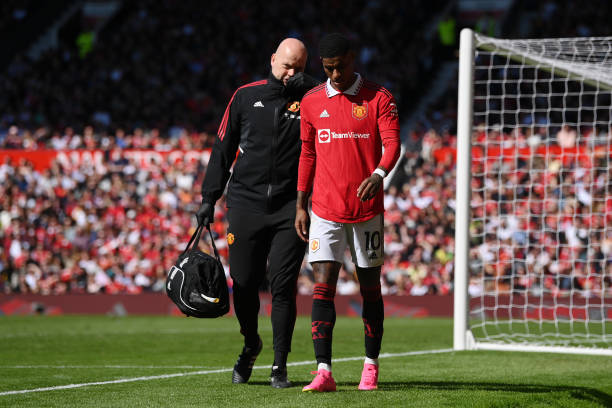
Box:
[454,28,612,355]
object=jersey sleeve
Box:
[377,93,401,173]
[297,102,316,193]
[201,89,241,203]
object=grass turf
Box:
[0,315,610,407]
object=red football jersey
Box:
[298,74,401,223]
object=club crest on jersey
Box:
[227,233,235,245]
[352,103,368,120]
[317,129,331,143]
[310,238,320,252]
[287,101,300,112]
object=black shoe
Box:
[270,367,292,388]
[231,336,263,384]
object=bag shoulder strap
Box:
[206,226,222,263]
[182,223,222,263]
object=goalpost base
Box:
[467,333,612,356]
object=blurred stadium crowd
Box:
[0,127,459,296]
[1,0,611,296]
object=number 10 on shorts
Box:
[354,214,383,267]
[364,231,381,251]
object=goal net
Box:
[454,29,612,355]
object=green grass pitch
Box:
[0,315,611,407]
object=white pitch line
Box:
[0,348,454,396]
[2,365,221,369]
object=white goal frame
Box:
[454,28,612,355]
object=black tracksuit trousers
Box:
[227,200,306,354]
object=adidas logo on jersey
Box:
[253,101,264,107]
[319,110,330,118]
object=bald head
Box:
[271,38,308,85]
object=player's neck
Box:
[330,73,357,93]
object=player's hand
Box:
[295,208,310,242]
[196,201,214,226]
[357,173,383,201]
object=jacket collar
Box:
[267,72,285,93]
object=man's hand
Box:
[357,173,383,202]
[295,208,310,242]
[285,72,320,95]
[295,191,310,242]
[196,201,214,226]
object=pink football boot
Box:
[302,369,337,392]
[358,363,378,390]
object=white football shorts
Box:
[308,211,384,268]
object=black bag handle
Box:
[182,222,221,263]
